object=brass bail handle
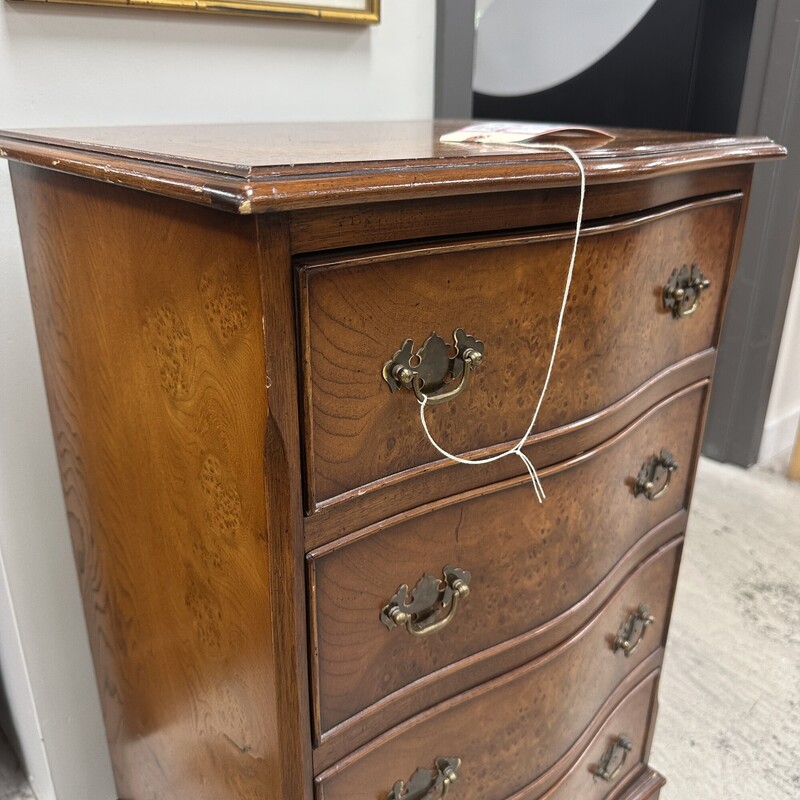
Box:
[386,757,462,800]
[381,566,471,638]
[614,604,655,657]
[634,449,678,501]
[382,329,485,405]
[663,263,711,319]
[595,735,633,782]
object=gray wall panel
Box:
[704,0,800,465]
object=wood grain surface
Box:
[303,356,715,549]
[513,670,662,800]
[311,513,687,772]
[299,195,739,506]
[315,540,680,800]
[3,123,781,800]
[288,166,752,253]
[309,386,704,736]
[10,165,307,800]
[0,122,784,213]
[256,214,315,800]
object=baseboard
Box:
[758,408,800,464]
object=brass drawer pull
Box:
[387,757,461,800]
[382,329,485,405]
[595,735,633,782]
[634,449,678,500]
[381,566,471,637]
[614,604,655,657]
[663,263,711,318]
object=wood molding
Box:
[0,123,784,214]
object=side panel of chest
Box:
[9,164,312,800]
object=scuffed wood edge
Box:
[0,134,786,214]
[611,767,667,800]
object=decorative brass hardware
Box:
[595,735,633,782]
[614,604,655,657]
[663,264,711,318]
[634,449,678,500]
[381,566,471,637]
[386,757,461,800]
[382,329,485,405]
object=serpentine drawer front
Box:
[314,540,679,800]
[309,385,701,736]
[298,195,738,507]
[320,671,664,800]
[0,123,783,800]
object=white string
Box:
[418,142,586,503]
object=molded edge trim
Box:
[0,132,784,214]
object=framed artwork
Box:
[11,0,380,22]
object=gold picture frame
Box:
[12,0,380,23]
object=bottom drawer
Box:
[317,665,662,800]
[529,668,661,800]
[315,540,679,800]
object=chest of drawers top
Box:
[0,122,784,800]
[0,120,783,213]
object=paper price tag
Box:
[440,121,614,145]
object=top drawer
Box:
[298,194,740,507]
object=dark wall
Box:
[474,0,758,134]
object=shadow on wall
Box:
[0,677,24,775]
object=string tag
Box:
[417,143,586,502]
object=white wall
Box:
[0,3,436,798]
[760,249,800,463]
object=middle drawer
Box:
[308,383,703,739]
[314,540,680,799]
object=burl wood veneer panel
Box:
[528,671,662,800]
[309,385,704,735]
[10,164,306,800]
[315,541,680,800]
[300,195,740,506]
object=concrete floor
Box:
[0,457,797,800]
[649,456,800,799]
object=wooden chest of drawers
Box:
[0,122,784,800]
